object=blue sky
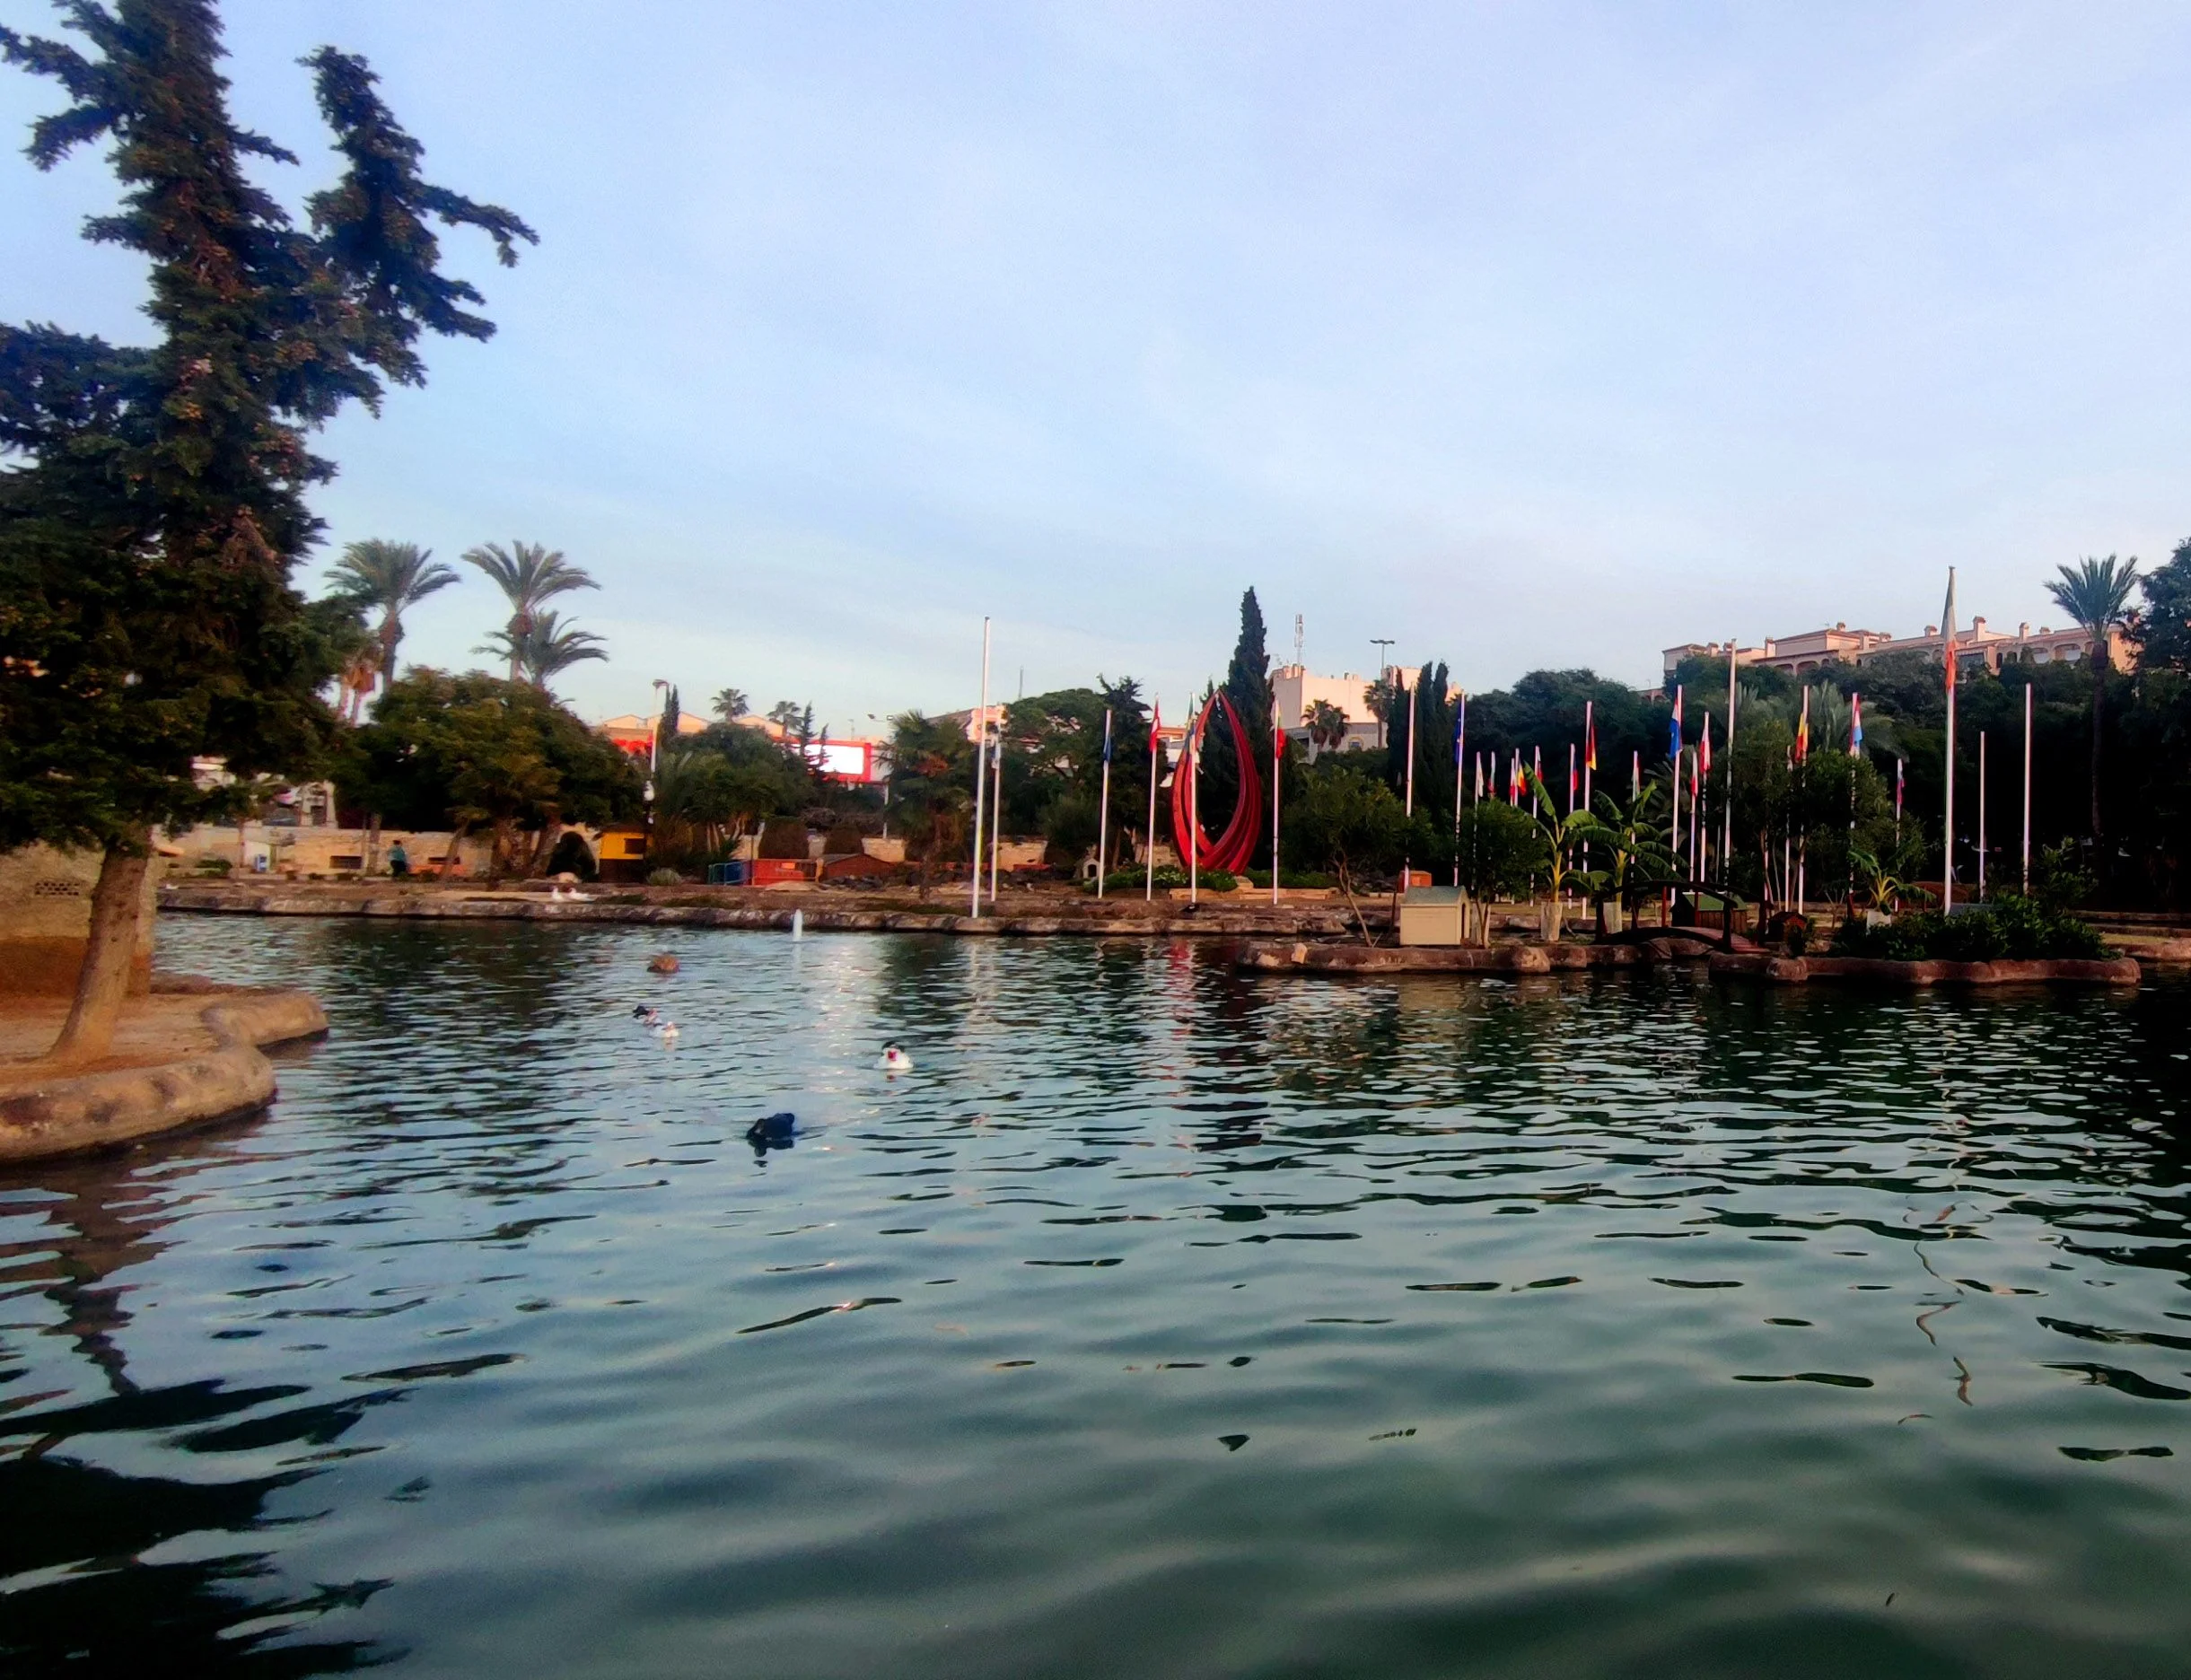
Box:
[8,2,2191,733]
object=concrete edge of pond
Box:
[0,984,327,1164]
[158,882,1371,939]
[1707,951,2144,986]
[1235,937,1717,975]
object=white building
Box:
[1663,617,2132,682]
[1270,663,1411,754]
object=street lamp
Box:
[1370,638,1395,748]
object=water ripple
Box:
[0,920,2187,1676]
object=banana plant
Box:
[1522,768,1608,938]
[1584,782,1678,927]
[1847,846,1933,913]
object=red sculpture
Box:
[1170,691,1263,873]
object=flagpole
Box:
[2022,682,2033,894]
[1723,641,1738,895]
[1145,702,1159,903]
[1096,706,1112,899]
[1669,686,1683,916]
[988,715,1003,906]
[1688,746,1699,877]
[1942,568,1958,914]
[1404,674,1417,817]
[1452,692,1467,889]
[1978,729,1987,903]
[969,618,990,920]
[1795,686,1810,917]
[1188,709,1199,907]
[1271,696,1282,908]
[1582,699,1594,878]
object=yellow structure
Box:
[1398,885,1471,947]
[0,844,161,995]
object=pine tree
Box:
[0,0,534,1061]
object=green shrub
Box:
[1241,869,1336,889]
[191,854,233,877]
[1831,895,2105,961]
[646,867,685,887]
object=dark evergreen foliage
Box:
[0,0,533,854]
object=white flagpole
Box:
[1270,697,1282,908]
[1978,729,1988,902]
[1096,706,1112,899]
[1723,641,1738,881]
[1453,693,1467,888]
[969,619,990,919]
[1943,568,1958,914]
[1670,685,1683,880]
[1688,747,1699,875]
[988,717,1003,906]
[1145,704,1159,903]
[1404,674,1417,817]
[2022,683,2033,894]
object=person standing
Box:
[388,839,410,879]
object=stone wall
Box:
[166,824,501,879]
[0,844,161,995]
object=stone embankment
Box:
[160,881,1377,939]
[0,978,327,1164]
[1709,951,2143,987]
[1236,936,1718,975]
[1238,938,2145,989]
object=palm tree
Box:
[478,608,609,692]
[712,687,749,723]
[326,538,460,692]
[2046,555,2139,852]
[462,540,599,682]
[1305,698,1349,759]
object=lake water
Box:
[5,919,2191,1677]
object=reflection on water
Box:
[4,919,2191,1677]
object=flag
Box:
[1149,700,1162,755]
[1795,687,1810,766]
[1849,693,1863,757]
[1567,743,1577,810]
[1941,570,1959,691]
[1102,707,1114,764]
[1689,743,1699,799]
[1453,692,1467,763]
[1700,713,1713,779]
[1669,685,1684,762]
[1896,757,1905,815]
[1585,701,1597,773]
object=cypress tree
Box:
[0,0,534,1060]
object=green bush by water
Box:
[1088,866,1236,894]
[1832,894,2107,961]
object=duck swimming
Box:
[632,1005,660,1026]
[880,1044,913,1073]
[655,1020,680,1044]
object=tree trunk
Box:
[48,842,153,1066]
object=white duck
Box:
[655,1020,680,1045]
[879,1044,913,1073]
